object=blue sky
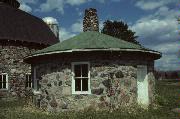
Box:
[18,0,180,71]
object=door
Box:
[137,65,149,106]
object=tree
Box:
[101,20,139,45]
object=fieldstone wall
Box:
[0,42,37,98]
[33,59,155,112]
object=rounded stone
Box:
[115,71,124,78]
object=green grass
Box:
[0,79,180,119]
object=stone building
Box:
[25,31,161,111]
[0,0,58,98]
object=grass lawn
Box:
[0,79,180,119]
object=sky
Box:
[17,0,180,71]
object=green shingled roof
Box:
[34,31,149,55]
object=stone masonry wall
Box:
[33,59,155,112]
[0,43,37,98]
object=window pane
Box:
[37,80,40,90]
[0,75,2,82]
[3,82,6,88]
[75,78,81,91]
[0,75,2,89]
[26,75,28,80]
[82,64,88,77]
[74,65,81,77]
[82,78,88,91]
[29,75,31,81]
[29,83,31,88]
[3,75,6,82]
[25,81,28,88]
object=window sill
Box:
[72,91,91,95]
[33,90,41,95]
[0,89,8,91]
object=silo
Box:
[43,17,60,41]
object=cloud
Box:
[155,54,180,71]
[18,0,38,12]
[60,28,76,41]
[87,0,105,3]
[18,0,38,4]
[135,0,179,10]
[67,0,86,6]
[38,0,87,14]
[19,3,32,12]
[152,41,180,71]
[131,6,179,45]
[131,5,180,70]
[38,0,65,14]
[131,19,178,45]
[60,18,103,41]
[37,0,108,14]
[99,21,104,31]
[71,20,83,33]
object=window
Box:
[25,73,32,88]
[72,62,91,94]
[0,73,8,90]
[33,66,41,92]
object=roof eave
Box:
[24,48,162,63]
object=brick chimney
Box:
[83,8,99,32]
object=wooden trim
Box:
[71,62,91,94]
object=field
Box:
[0,79,180,119]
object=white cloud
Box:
[152,41,180,55]
[39,0,65,14]
[99,21,104,31]
[131,4,180,70]
[67,0,86,5]
[153,41,180,71]
[19,3,32,12]
[131,19,178,44]
[37,0,107,14]
[131,6,179,45]
[135,1,165,10]
[155,54,180,71]
[71,20,83,33]
[135,0,179,10]
[18,0,38,12]
[88,0,105,3]
[19,0,38,4]
[60,18,103,41]
[60,28,76,41]
[38,0,87,14]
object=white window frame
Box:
[71,62,91,94]
[25,73,32,88]
[0,73,8,90]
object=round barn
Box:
[0,0,58,98]
[25,31,161,111]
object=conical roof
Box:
[0,1,58,45]
[29,31,161,59]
